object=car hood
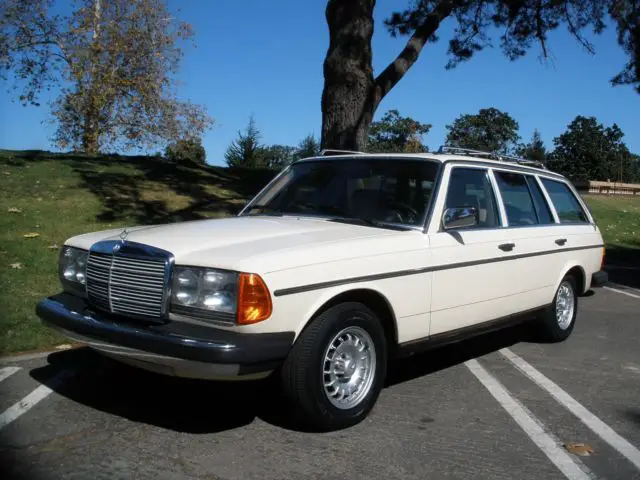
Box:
[66,215,414,273]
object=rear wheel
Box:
[280,302,387,431]
[536,274,578,342]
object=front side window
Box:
[540,178,590,224]
[242,158,440,228]
[444,167,500,228]
[494,171,539,226]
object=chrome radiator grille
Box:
[86,241,172,320]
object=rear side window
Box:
[540,178,590,223]
[494,171,538,226]
[525,176,554,224]
[445,167,500,228]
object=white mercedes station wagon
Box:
[37,147,608,430]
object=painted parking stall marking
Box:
[0,366,21,383]
[500,348,640,471]
[604,285,640,300]
[0,368,76,431]
[465,359,595,480]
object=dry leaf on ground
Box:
[23,232,40,238]
[47,244,60,250]
[564,442,594,456]
[55,344,73,350]
[10,262,24,269]
[7,207,22,213]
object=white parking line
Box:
[465,359,594,480]
[500,348,640,471]
[0,368,76,431]
[0,366,21,383]
[604,285,640,299]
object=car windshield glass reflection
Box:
[243,158,439,229]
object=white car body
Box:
[37,150,608,429]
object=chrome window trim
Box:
[88,240,175,320]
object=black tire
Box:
[280,301,388,431]
[536,274,578,342]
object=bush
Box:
[165,138,206,164]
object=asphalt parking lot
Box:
[1,283,639,480]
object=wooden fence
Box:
[574,180,640,195]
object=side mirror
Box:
[442,206,478,230]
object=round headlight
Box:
[176,290,198,305]
[63,266,77,281]
[174,269,199,305]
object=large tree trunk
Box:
[320,0,377,151]
[320,0,454,151]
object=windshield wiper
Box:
[328,217,412,231]
[243,206,283,216]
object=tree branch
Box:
[374,0,454,107]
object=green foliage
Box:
[367,109,431,153]
[445,108,520,154]
[0,0,213,153]
[548,116,634,183]
[516,130,548,163]
[264,144,297,170]
[295,134,321,160]
[224,115,267,168]
[164,138,206,164]
[385,0,639,94]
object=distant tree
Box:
[367,109,431,153]
[320,0,639,152]
[264,144,297,170]
[295,134,321,160]
[165,138,206,164]
[631,154,640,182]
[225,116,267,168]
[445,108,520,154]
[549,116,634,182]
[0,0,213,154]
[516,129,548,163]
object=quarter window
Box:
[540,178,590,223]
[445,167,500,228]
[494,171,539,226]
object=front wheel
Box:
[536,274,578,342]
[280,302,387,431]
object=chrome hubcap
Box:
[322,326,376,410]
[556,281,575,330]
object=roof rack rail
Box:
[319,149,365,156]
[437,145,547,169]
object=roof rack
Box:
[437,145,547,170]
[319,149,365,156]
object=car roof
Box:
[294,151,566,180]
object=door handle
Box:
[555,238,567,246]
[498,243,515,252]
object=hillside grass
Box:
[1,150,638,355]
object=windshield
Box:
[241,158,440,228]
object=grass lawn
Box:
[1,149,638,356]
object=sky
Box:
[1,0,639,167]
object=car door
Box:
[490,169,563,308]
[427,164,519,336]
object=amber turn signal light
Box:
[237,273,272,325]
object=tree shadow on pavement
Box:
[29,322,537,434]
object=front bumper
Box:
[36,293,294,379]
[591,270,609,287]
